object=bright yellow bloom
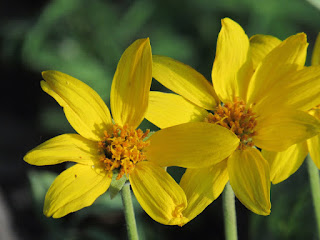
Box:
[24,38,240,225]
[262,33,320,184]
[145,18,320,222]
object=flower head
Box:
[145,18,320,222]
[24,39,193,225]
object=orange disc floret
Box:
[98,124,150,179]
[205,98,257,150]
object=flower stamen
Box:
[98,124,150,179]
[205,98,257,150]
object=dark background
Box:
[1,0,320,239]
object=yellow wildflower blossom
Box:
[145,19,320,222]
[24,38,239,225]
[262,33,320,183]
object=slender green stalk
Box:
[223,182,238,240]
[307,155,320,239]
[121,183,139,240]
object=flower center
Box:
[98,124,150,180]
[204,98,257,150]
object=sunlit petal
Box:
[254,109,320,152]
[247,33,308,105]
[312,33,320,66]
[145,91,208,129]
[110,38,152,129]
[44,164,111,218]
[180,160,228,222]
[254,66,320,113]
[228,148,271,215]
[146,122,239,168]
[262,142,308,184]
[152,55,219,110]
[249,34,281,70]
[308,108,320,169]
[41,71,112,141]
[212,18,253,102]
[129,161,188,225]
[24,134,99,166]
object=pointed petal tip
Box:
[221,17,233,25]
[144,37,150,43]
[41,70,57,79]
[289,32,308,46]
[137,37,150,47]
[296,32,307,41]
[23,152,35,165]
[261,207,271,216]
[41,70,49,77]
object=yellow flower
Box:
[145,18,320,221]
[24,38,240,226]
[262,33,320,184]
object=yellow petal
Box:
[249,34,282,70]
[41,71,112,141]
[179,160,228,222]
[228,148,271,215]
[307,109,320,168]
[146,122,239,168]
[308,134,320,170]
[24,134,99,166]
[129,161,188,225]
[247,33,308,105]
[44,164,111,218]
[110,38,152,129]
[253,65,320,113]
[145,91,209,129]
[262,142,308,184]
[212,18,253,102]
[312,33,320,66]
[254,109,320,152]
[152,55,218,110]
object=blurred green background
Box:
[2,0,320,239]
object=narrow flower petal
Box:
[247,33,308,105]
[146,122,239,168]
[228,148,271,215]
[312,33,320,66]
[129,161,188,225]
[179,160,228,222]
[262,142,308,184]
[44,164,111,218]
[152,55,219,110]
[24,134,100,166]
[254,109,320,152]
[308,135,320,169]
[41,71,112,141]
[145,91,209,129]
[110,38,152,129]
[254,66,320,113]
[212,18,253,102]
[307,109,320,169]
[249,34,281,70]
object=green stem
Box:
[307,155,320,239]
[223,182,238,240]
[121,183,139,240]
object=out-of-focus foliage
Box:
[2,0,320,239]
